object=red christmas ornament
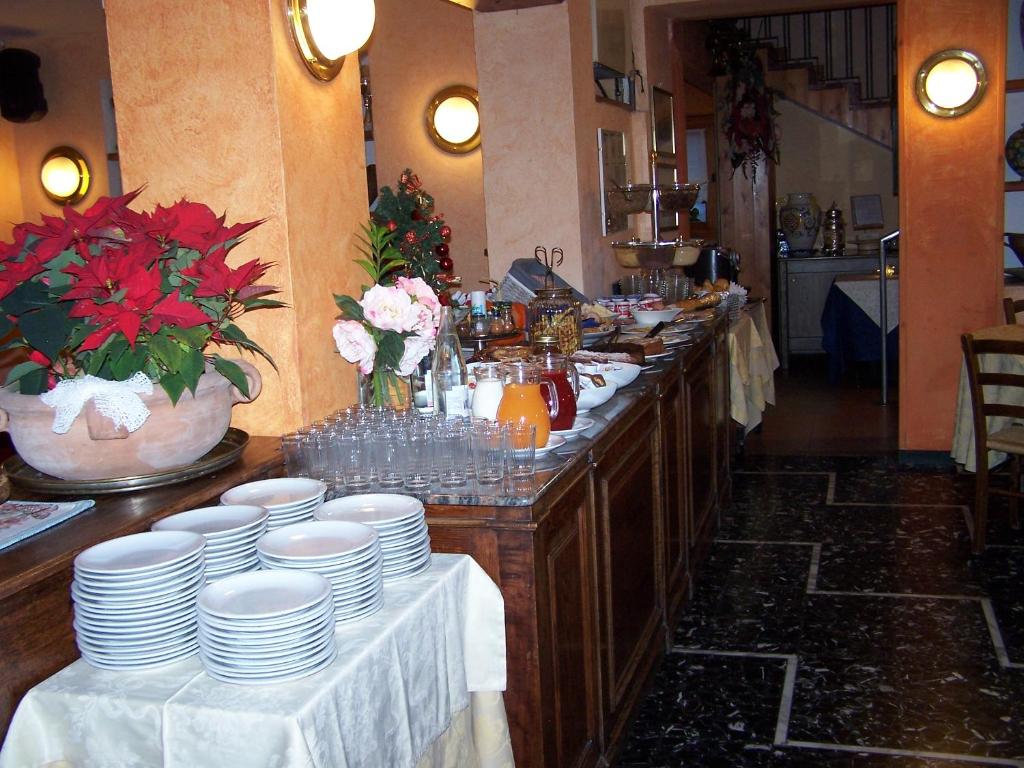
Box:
[435,242,450,258]
[404,231,418,244]
[386,220,398,232]
[439,225,451,241]
[438,291,452,306]
[411,209,422,221]
[439,255,454,272]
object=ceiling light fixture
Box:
[426,86,481,154]
[40,146,90,205]
[915,49,987,117]
[286,0,376,82]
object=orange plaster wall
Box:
[0,122,24,240]
[7,0,111,221]
[897,0,1006,451]
[105,0,368,435]
[475,4,587,291]
[369,0,489,291]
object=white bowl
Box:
[631,308,680,326]
[576,380,617,412]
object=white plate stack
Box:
[152,505,269,582]
[197,570,337,685]
[315,494,432,581]
[256,521,384,623]
[71,531,206,670]
[220,478,327,530]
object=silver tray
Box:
[3,428,250,496]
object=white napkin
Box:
[39,372,154,434]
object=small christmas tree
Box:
[371,169,455,296]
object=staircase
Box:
[736,7,895,149]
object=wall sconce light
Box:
[40,146,90,205]
[426,85,481,154]
[915,49,987,117]
[286,0,375,81]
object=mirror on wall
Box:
[591,0,634,109]
[651,88,678,232]
[598,128,628,235]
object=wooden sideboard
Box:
[776,254,898,367]
[0,312,733,767]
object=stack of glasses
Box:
[280,409,538,495]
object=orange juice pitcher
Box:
[496,362,557,448]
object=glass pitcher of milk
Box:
[471,363,504,421]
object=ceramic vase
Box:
[778,193,822,253]
[0,361,261,481]
[1006,124,1024,181]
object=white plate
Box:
[382,557,432,582]
[75,531,206,576]
[72,567,205,602]
[221,478,327,509]
[535,435,567,455]
[258,540,383,570]
[197,570,332,620]
[73,593,198,623]
[314,494,424,527]
[153,505,269,537]
[382,546,432,572]
[197,598,333,633]
[202,646,336,685]
[335,598,385,624]
[256,521,378,561]
[379,524,429,549]
[74,550,205,587]
[199,613,334,648]
[552,416,595,438]
[82,644,199,671]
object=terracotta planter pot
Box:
[0,361,261,481]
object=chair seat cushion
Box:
[988,424,1024,453]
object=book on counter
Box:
[0,499,96,551]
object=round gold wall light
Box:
[426,85,481,154]
[40,146,90,205]
[915,49,987,117]
[286,0,376,81]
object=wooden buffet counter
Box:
[0,311,732,767]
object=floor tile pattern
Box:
[618,456,1024,767]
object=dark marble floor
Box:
[617,455,1024,767]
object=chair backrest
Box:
[1002,297,1024,324]
[961,333,1024,447]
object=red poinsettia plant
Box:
[0,190,282,402]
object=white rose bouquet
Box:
[333,224,441,407]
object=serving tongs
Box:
[644,313,689,339]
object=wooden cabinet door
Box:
[535,473,602,768]
[685,343,716,558]
[658,370,689,627]
[786,270,836,351]
[592,409,664,755]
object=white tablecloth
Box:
[0,554,514,768]
[729,301,779,434]
[834,274,900,333]
[951,323,1024,473]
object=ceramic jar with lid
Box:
[821,202,845,257]
[527,288,582,355]
[778,192,821,253]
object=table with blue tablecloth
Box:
[821,274,899,382]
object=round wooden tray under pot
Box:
[2,428,250,496]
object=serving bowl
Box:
[576,379,617,412]
[632,308,680,326]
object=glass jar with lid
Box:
[527,288,582,356]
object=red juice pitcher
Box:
[532,352,579,431]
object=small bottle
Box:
[776,229,790,259]
[411,356,434,415]
[470,290,490,337]
[432,306,470,419]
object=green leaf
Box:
[377,330,405,371]
[19,305,74,361]
[18,366,49,395]
[158,372,186,405]
[333,294,364,321]
[5,360,43,388]
[212,356,249,399]
[0,314,14,339]
[1,280,52,316]
[179,347,206,395]
[219,323,249,343]
[149,334,183,372]
[111,344,148,380]
[240,298,286,312]
[169,326,208,349]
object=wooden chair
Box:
[1002,297,1024,324]
[961,332,1024,552]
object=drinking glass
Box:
[471,422,506,486]
[373,429,404,488]
[301,432,326,482]
[505,423,536,479]
[436,422,470,487]
[338,432,372,492]
[281,433,306,477]
[401,431,433,490]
